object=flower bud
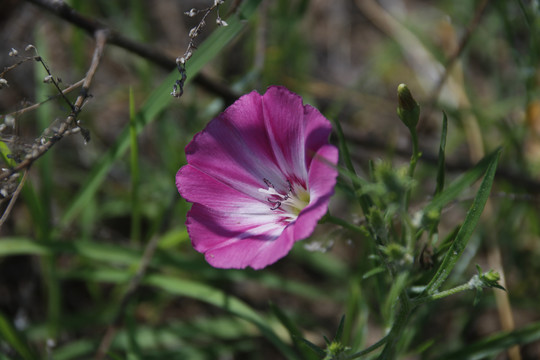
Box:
[185,8,198,17]
[397,83,420,129]
[216,17,228,26]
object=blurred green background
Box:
[0,0,539,359]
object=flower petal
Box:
[293,145,339,241]
[187,204,293,269]
[185,90,287,199]
[303,104,333,168]
[262,86,308,187]
[177,165,269,214]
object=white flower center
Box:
[258,178,310,223]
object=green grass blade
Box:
[0,237,51,256]
[435,320,540,360]
[298,337,326,358]
[52,339,95,360]
[0,238,334,303]
[423,148,501,295]
[435,112,448,196]
[269,303,318,360]
[60,268,298,360]
[0,141,16,167]
[145,274,299,360]
[0,238,142,266]
[0,311,36,360]
[128,87,141,245]
[421,148,501,218]
[332,117,372,214]
[60,0,263,227]
[34,31,61,339]
[335,314,346,342]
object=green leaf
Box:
[434,321,540,360]
[0,141,16,167]
[362,266,386,280]
[52,339,95,360]
[332,117,373,214]
[298,337,327,357]
[270,303,318,360]
[423,148,501,295]
[0,237,51,256]
[435,112,448,196]
[145,274,299,359]
[269,302,303,341]
[128,87,141,245]
[57,267,298,359]
[0,311,36,360]
[335,315,346,342]
[0,238,333,302]
[421,148,501,220]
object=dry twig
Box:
[172,0,228,98]
[0,170,28,230]
[25,0,239,103]
[3,79,85,119]
[0,30,107,182]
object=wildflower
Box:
[176,86,338,269]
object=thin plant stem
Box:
[24,0,239,102]
[332,118,371,214]
[35,32,59,338]
[345,334,390,359]
[405,129,420,210]
[412,282,475,306]
[0,30,107,182]
[324,213,364,234]
[0,170,28,230]
[129,88,141,245]
[377,294,413,360]
[2,79,85,119]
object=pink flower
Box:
[176,86,338,269]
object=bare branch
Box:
[3,79,85,119]
[0,170,28,231]
[0,30,107,181]
[1,55,37,78]
[172,0,228,98]
[24,0,239,103]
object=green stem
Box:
[129,88,141,245]
[377,294,413,360]
[324,214,364,234]
[422,149,501,296]
[412,282,474,306]
[346,334,390,359]
[35,33,60,339]
[408,130,420,179]
[405,129,420,210]
[332,118,372,214]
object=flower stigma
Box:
[259,178,310,223]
